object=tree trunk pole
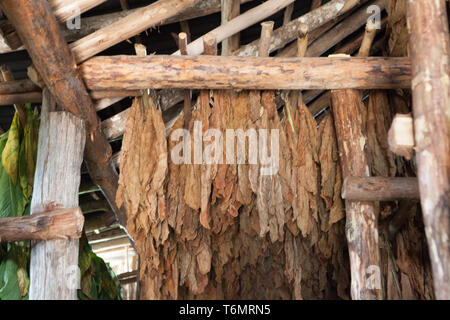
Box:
[407,0,450,300]
[79,56,411,91]
[29,89,85,300]
[330,63,382,299]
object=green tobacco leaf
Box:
[2,113,21,185]
[18,107,39,206]
[0,259,21,300]
[0,133,26,218]
[77,233,122,300]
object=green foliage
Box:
[0,243,29,300]
[0,107,122,300]
[78,234,123,300]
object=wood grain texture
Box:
[330,87,382,300]
[80,56,411,91]
[0,207,84,242]
[29,89,85,300]
[408,0,450,300]
[342,176,419,201]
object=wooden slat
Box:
[0,207,84,242]
[80,56,411,91]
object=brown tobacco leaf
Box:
[293,100,319,239]
[119,86,429,301]
[366,90,396,178]
[116,93,168,235]
[318,115,344,226]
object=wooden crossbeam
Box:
[79,56,411,91]
[342,177,420,201]
[0,207,84,242]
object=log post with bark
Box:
[330,54,382,300]
[407,0,450,300]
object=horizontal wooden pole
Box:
[342,176,420,201]
[0,207,84,242]
[0,92,42,106]
[80,56,411,90]
[0,88,141,106]
[0,79,40,94]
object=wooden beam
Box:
[0,0,255,54]
[28,89,85,300]
[0,79,40,94]
[234,0,367,56]
[408,0,450,300]
[388,113,414,160]
[330,60,382,299]
[221,0,241,56]
[174,0,295,56]
[80,56,411,91]
[0,92,42,106]
[69,0,202,63]
[0,0,126,227]
[50,0,107,22]
[342,177,420,201]
[0,207,84,242]
[305,0,384,57]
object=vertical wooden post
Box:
[330,54,382,300]
[29,89,85,300]
[221,0,240,55]
[407,0,450,300]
